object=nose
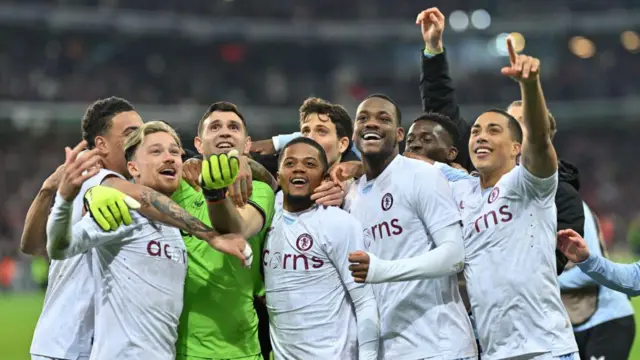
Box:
[162,151,177,163]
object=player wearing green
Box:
[174,102,275,360]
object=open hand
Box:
[58,140,102,201]
[329,161,363,184]
[416,8,445,53]
[310,180,344,207]
[557,229,590,263]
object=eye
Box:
[356,115,367,122]
[283,159,294,167]
[301,128,310,135]
[229,124,239,131]
[210,124,221,131]
[170,149,181,156]
[151,149,162,155]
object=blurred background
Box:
[0,0,639,358]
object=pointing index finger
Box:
[506,37,517,65]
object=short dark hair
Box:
[413,112,460,145]
[81,97,135,149]
[484,108,523,143]
[198,101,247,135]
[278,137,329,174]
[364,93,402,126]
[507,100,557,138]
[299,97,353,140]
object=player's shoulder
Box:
[316,206,361,230]
[398,155,441,175]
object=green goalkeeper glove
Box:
[83,185,141,231]
[200,150,240,203]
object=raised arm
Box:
[502,39,557,178]
[20,166,65,255]
[416,8,472,170]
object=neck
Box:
[283,195,314,213]
[479,161,516,189]
[363,148,398,180]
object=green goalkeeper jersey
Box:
[172,179,275,358]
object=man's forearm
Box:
[20,189,56,255]
[521,80,551,143]
[102,178,218,240]
[578,255,640,297]
[208,199,243,235]
[46,195,73,260]
[247,158,277,191]
[366,224,464,283]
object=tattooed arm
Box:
[247,157,278,191]
[102,177,218,240]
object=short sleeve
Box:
[434,162,474,182]
[414,166,462,235]
[248,181,276,232]
[507,166,558,206]
[324,210,367,292]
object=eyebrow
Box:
[122,125,139,135]
[472,123,503,129]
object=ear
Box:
[512,142,522,157]
[338,136,349,155]
[94,136,109,155]
[243,136,252,155]
[276,171,281,187]
[127,160,140,179]
[446,146,459,162]
[396,127,405,143]
[194,136,204,154]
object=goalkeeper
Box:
[173,102,275,360]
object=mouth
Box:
[473,146,492,159]
[216,142,234,150]
[158,167,177,179]
[289,177,308,188]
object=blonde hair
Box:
[124,121,182,160]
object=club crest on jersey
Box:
[488,187,500,204]
[381,193,394,211]
[296,233,314,251]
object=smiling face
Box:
[353,97,404,161]
[127,131,183,196]
[195,110,251,156]
[406,119,457,163]
[468,111,521,175]
[277,142,327,210]
[300,112,349,167]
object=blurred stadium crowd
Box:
[0,0,639,289]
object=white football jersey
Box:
[31,169,121,359]
[47,195,187,360]
[438,163,578,359]
[264,205,378,360]
[344,155,477,360]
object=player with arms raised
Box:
[388,40,578,359]
[264,137,379,360]
[343,94,476,360]
[46,122,250,360]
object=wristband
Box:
[203,188,227,203]
[423,47,444,58]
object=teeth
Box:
[291,178,307,184]
[160,169,176,175]
[363,133,381,140]
[217,143,233,148]
[475,149,490,154]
